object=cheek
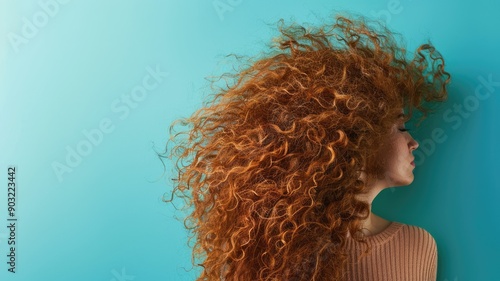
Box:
[381,148,398,169]
[369,140,396,175]
[378,137,397,160]
[377,137,404,168]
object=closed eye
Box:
[398,128,410,132]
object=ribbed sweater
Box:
[344,221,437,281]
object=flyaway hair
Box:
[158,13,450,281]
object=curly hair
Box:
[158,13,450,281]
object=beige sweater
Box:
[344,221,438,281]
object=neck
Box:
[350,179,389,236]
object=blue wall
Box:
[0,1,498,280]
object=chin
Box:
[401,178,414,186]
[392,177,414,187]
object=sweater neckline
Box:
[347,221,403,246]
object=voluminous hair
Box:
[159,13,450,281]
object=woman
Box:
[160,13,450,281]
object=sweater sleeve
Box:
[428,235,438,281]
[345,222,440,280]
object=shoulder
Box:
[400,223,437,243]
[397,222,439,278]
[396,222,438,254]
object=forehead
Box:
[395,112,406,124]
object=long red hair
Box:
[159,13,450,280]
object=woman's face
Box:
[375,114,419,187]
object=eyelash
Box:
[399,128,410,132]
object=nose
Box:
[409,135,419,151]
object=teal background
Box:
[0,0,498,280]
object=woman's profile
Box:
[159,12,450,281]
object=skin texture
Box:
[355,112,420,236]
